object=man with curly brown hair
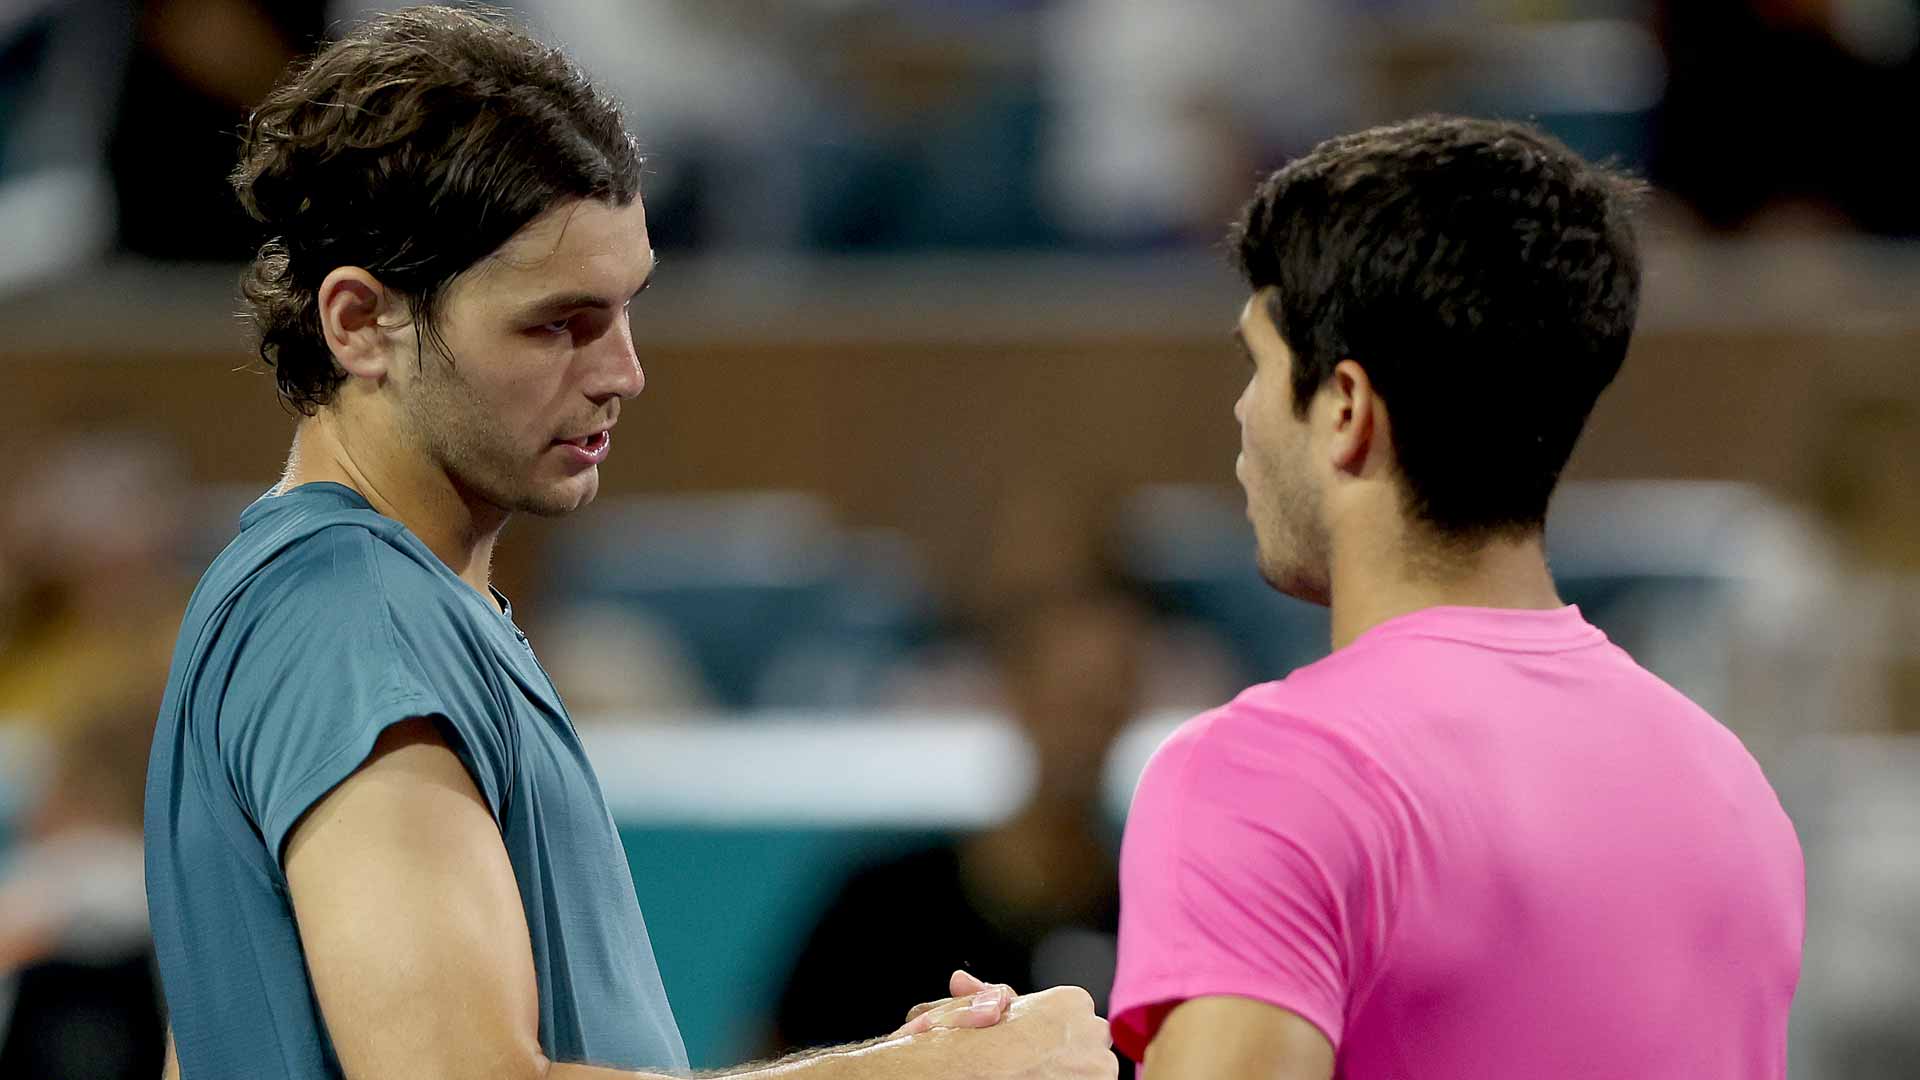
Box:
[142,7,1114,1080]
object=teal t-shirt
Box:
[144,483,686,1078]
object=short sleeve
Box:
[1108,706,1404,1063]
[215,528,514,870]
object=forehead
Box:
[467,197,654,302]
[1238,286,1283,339]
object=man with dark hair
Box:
[144,7,1114,1079]
[1106,116,1804,1078]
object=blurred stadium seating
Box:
[544,493,935,709]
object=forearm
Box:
[547,1032,950,1080]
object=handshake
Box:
[871,970,1118,1079]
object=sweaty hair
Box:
[233,5,643,414]
[1232,115,1643,539]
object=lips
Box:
[552,424,614,468]
[554,423,613,450]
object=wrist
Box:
[738,1030,950,1080]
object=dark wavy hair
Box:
[1232,115,1643,539]
[233,5,643,415]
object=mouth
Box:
[554,423,614,452]
[552,422,615,467]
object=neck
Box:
[281,414,506,600]
[1327,510,1562,651]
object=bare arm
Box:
[284,718,1112,1080]
[284,719,554,1076]
[1142,996,1335,1080]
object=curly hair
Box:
[1231,115,1644,539]
[233,5,643,414]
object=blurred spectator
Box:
[1730,394,1920,752]
[0,432,184,1078]
[0,693,164,1078]
[0,0,132,294]
[331,0,820,249]
[793,4,1055,250]
[883,479,1238,713]
[1786,734,1920,1080]
[1814,394,1920,734]
[0,432,191,735]
[773,584,1146,1076]
[879,479,1125,712]
[1043,0,1362,245]
[109,0,327,260]
[30,0,1920,264]
[1654,0,1920,235]
[333,1,1054,250]
[529,602,716,718]
[1739,394,1920,1080]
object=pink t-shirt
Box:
[1110,605,1803,1078]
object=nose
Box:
[1233,382,1250,426]
[592,313,646,402]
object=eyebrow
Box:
[513,270,655,323]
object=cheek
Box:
[1241,397,1282,464]
[479,353,567,434]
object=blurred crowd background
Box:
[0,0,1917,1077]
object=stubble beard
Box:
[1252,460,1333,608]
[405,362,584,522]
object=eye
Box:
[540,318,572,335]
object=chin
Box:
[519,473,601,518]
[1256,549,1332,608]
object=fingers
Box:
[1012,983,1096,1016]
[901,971,1004,1027]
[897,982,1114,1077]
[948,968,989,998]
[890,983,1015,1038]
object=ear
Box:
[317,267,401,381]
[1324,359,1382,476]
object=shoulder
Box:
[226,519,458,638]
[184,522,485,710]
[1143,678,1378,785]
[1128,681,1411,864]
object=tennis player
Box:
[1107,117,1805,1078]
[143,7,1113,1079]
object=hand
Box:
[892,970,1014,1037]
[938,984,1117,1080]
